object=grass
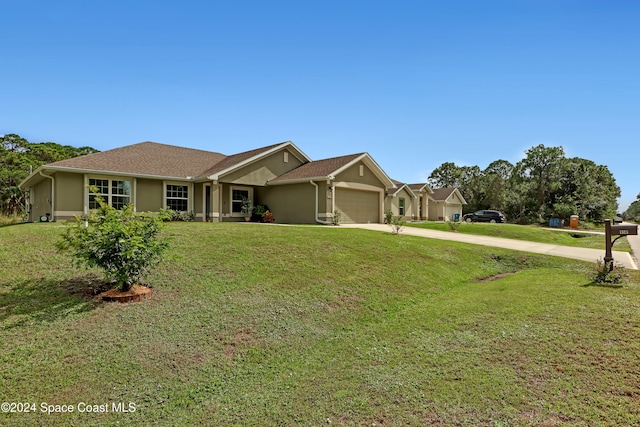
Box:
[1,222,639,426]
[406,221,632,252]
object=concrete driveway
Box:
[341,223,638,270]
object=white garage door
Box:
[335,188,380,224]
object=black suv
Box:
[463,210,506,223]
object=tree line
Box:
[1,133,98,215]
[623,194,640,223]
[428,144,621,224]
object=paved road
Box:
[624,222,640,267]
[341,223,638,270]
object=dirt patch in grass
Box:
[475,272,516,282]
[100,284,154,303]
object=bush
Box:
[160,208,195,222]
[57,193,170,291]
[262,210,275,223]
[332,210,342,225]
[447,221,461,232]
[390,215,405,235]
[384,209,393,225]
[588,258,629,285]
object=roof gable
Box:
[201,141,311,180]
[408,183,433,194]
[429,187,467,204]
[387,180,417,197]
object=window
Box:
[88,178,130,209]
[399,198,405,216]
[166,184,189,211]
[284,151,289,163]
[231,188,250,214]
[359,165,364,177]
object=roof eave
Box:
[19,165,196,187]
[267,176,329,186]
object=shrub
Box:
[390,215,405,235]
[332,210,342,225]
[57,193,170,292]
[588,258,629,285]
[262,210,275,223]
[447,221,460,232]
[384,209,393,225]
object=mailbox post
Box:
[604,219,638,270]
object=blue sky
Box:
[2,0,638,210]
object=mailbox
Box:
[610,224,638,236]
[604,220,638,270]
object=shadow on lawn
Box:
[0,273,108,330]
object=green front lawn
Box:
[1,223,639,425]
[406,221,632,252]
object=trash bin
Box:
[453,213,460,222]
[570,215,579,229]
[549,218,562,228]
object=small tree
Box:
[390,215,405,235]
[332,209,342,225]
[57,191,170,291]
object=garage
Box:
[335,188,380,224]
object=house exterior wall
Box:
[54,172,84,220]
[332,162,386,223]
[194,182,204,218]
[256,183,316,223]
[384,187,415,220]
[136,179,163,212]
[221,148,305,185]
[29,179,52,222]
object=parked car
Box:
[463,210,506,223]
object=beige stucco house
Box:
[385,180,418,221]
[427,187,467,221]
[19,141,395,224]
[407,183,434,220]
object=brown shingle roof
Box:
[270,153,364,182]
[429,187,457,201]
[408,183,430,192]
[47,141,227,178]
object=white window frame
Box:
[230,185,253,217]
[165,182,190,212]
[399,197,405,216]
[87,176,131,210]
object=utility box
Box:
[569,215,579,229]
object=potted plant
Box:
[241,197,254,221]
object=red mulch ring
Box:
[100,284,154,303]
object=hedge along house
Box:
[385,180,418,221]
[407,183,434,220]
[19,141,395,224]
[427,187,467,221]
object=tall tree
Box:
[0,134,98,215]
[514,144,565,218]
[482,160,513,211]
[428,162,463,189]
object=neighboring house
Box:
[427,187,467,221]
[407,183,433,220]
[385,180,417,221]
[19,141,395,224]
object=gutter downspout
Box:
[39,171,55,222]
[310,180,332,225]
